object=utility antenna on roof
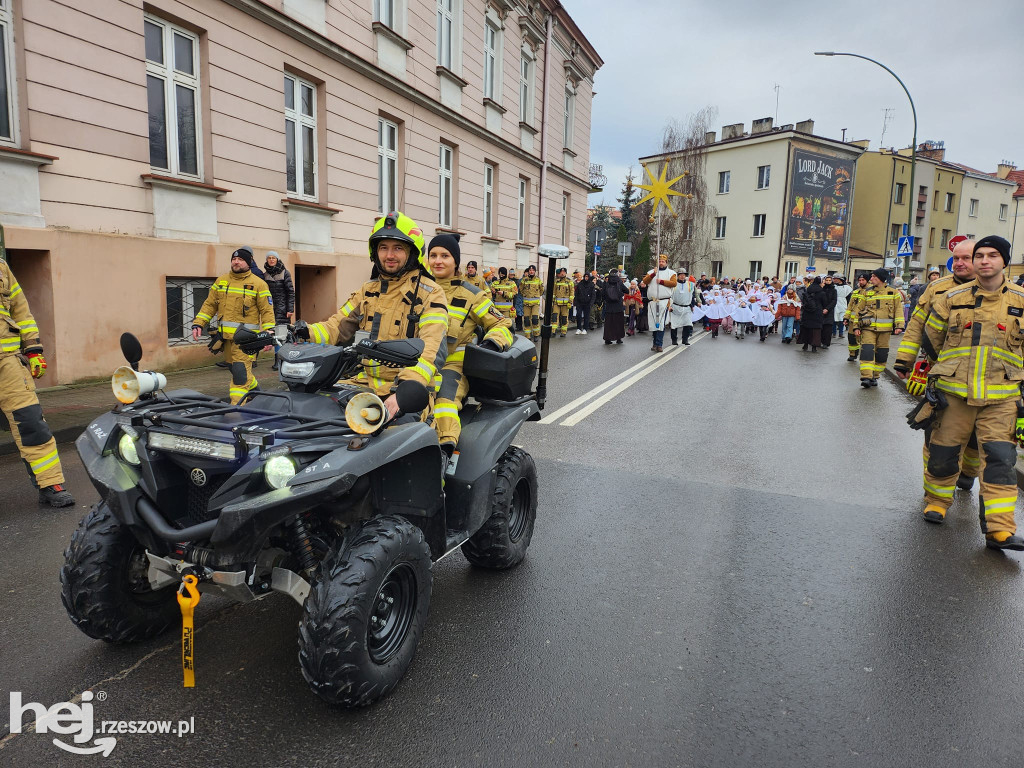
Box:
[773,84,780,124]
[880,108,894,147]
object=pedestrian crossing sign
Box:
[897,236,914,256]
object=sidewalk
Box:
[1,362,285,456]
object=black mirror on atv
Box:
[395,380,429,416]
[119,332,143,372]
[356,338,425,368]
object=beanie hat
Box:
[871,267,889,282]
[427,233,461,268]
[232,245,254,264]
[557,267,567,275]
[466,260,478,269]
[498,266,508,278]
[974,235,1011,265]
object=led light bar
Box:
[147,431,237,460]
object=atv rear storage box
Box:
[464,335,538,400]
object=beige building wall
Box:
[957,171,1015,243]
[0,0,601,383]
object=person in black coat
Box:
[263,251,294,370]
[819,275,838,348]
[797,277,824,352]
[602,271,628,344]
[574,272,596,334]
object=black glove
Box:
[478,338,501,352]
[292,320,310,341]
[892,362,910,375]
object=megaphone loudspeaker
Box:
[345,391,388,434]
[112,366,167,404]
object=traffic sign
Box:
[594,244,601,255]
[617,241,632,258]
[946,256,955,271]
[948,235,967,253]
[897,236,914,257]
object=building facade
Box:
[0,0,600,383]
[638,118,864,282]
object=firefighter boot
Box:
[985,531,1024,551]
[922,504,946,524]
[39,483,75,507]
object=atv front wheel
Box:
[461,446,537,569]
[60,502,179,643]
[298,515,432,707]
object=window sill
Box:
[755,186,770,191]
[483,97,506,114]
[518,121,538,136]
[0,146,57,166]
[436,65,468,89]
[372,21,413,50]
[562,147,577,158]
[480,235,503,243]
[435,226,466,236]
[282,197,340,214]
[142,174,230,197]
[515,242,534,248]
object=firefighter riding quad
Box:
[60,241,567,708]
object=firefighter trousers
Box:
[857,329,890,379]
[223,341,258,405]
[0,355,64,488]
[523,301,541,339]
[923,427,979,480]
[434,367,469,447]
[846,322,860,354]
[924,396,1018,534]
[555,302,571,334]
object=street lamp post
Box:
[815,51,917,278]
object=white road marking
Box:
[556,331,707,427]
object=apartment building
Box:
[638,118,864,282]
[0,0,600,383]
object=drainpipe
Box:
[535,9,554,272]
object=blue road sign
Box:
[594,244,601,255]
[897,236,914,257]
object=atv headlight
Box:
[118,433,141,465]
[280,361,315,378]
[265,455,297,489]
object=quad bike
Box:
[61,247,569,706]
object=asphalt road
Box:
[3,326,1024,767]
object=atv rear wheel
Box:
[298,515,432,707]
[60,502,179,643]
[461,446,537,569]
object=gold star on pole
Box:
[635,163,690,217]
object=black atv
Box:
[61,326,543,707]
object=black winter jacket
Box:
[263,262,295,323]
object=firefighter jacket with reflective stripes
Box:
[462,273,491,298]
[436,277,514,367]
[307,269,449,391]
[842,287,868,322]
[553,277,575,306]
[848,284,904,332]
[896,274,968,365]
[0,261,42,358]
[519,276,543,306]
[489,279,518,305]
[192,270,275,338]
[920,278,1024,405]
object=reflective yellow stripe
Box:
[339,301,355,317]
[410,357,436,383]
[309,323,329,344]
[984,497,1017,515]
[434,405,460,419]
[986,384,1020,399]
[972,347,988,400]
[486,327,514,347]
[523,298,541,306]
[473,299,496,318]
[449,306,470,320]
[419,312,448,328]
[937,347,970,361]
[196,312,212,323]
[961,454,981,468]
[936,380,968,396]
[445,350,466,363]
[9,283,22,298]
[911,306,928,321]
[30,450,59,473]
[897,341,920,356]
[870,320,894,329]
[0,337,21,350]
[925,315,947,331]
[990,348,1023,366]
[923,481,955,499]
[258,290,272,299]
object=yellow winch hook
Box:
[176,574,201,688]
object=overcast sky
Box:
[568,0,1024,207]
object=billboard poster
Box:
[786,149,854,257]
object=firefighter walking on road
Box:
[490,267,518,322]
[895,238,980,495]
[843,274,869,361]
[552,267,574,336]
[850,268,904,387]
[0,260,74,506]
[898,236,1024,550]
[191,246,276,404]
[519,264,543,342]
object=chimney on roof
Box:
[794,119,814,134]
[917,140,946,161]
[849,139,870,149]
[704,131,716,144]
[721,123,744,140]
[997,160,1017,180]
[751,117,773,134]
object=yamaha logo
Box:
[287,350,301,359]
[190,468,207,487]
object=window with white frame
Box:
[483,162,495,236]
[374,0,394,27]
[1000,204,1008,221]
[562,83,575,148]
[0,0,16,144]
[517,177,527,242]
[519,52,533,124]
[166,278,215,344]
[711,260,723,279]
[714,216,727,239]
[483,21,500,100]
[756,165,770,190]
[378,117,398,213]
[969,198,978,217]
[682,218,693,240]
[560,193,570,245]
[718,171,730,194]
[749,261,762,281]
[284,74,317,199]
[895,183,906,204]
[438,143,453,227]
[752,213,766,237]
[145,16,201,178]
[944,192,955,213]
[784,260,799,279]
[437,0,453,69]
